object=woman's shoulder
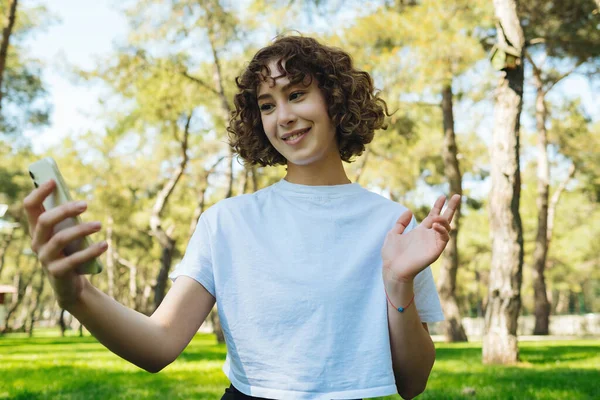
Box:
[201,185,274,220]
[358,186,411,215]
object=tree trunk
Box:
[152,113,191,309]
[238,167,249,195]
[154,237,175,310]
[117,255,139,310]
[206,31,233,343]
[207,26,234,200]
[554,290,568,314]
[209,307,225,343]
[59,309,67,336]
[141,282,152,315]
[0,0,18,109]
[531,72,551,335]
[438,82,467,342]
[188,155,224,240]
[354,149,370,185]
[483,0,525,365]
[26,270,45,337]
[0,231,14,278]
[106,216,115,298]
[251,166,258,192]
[2,270,34,333]
[547,163,575,248]
[526,52,579,335]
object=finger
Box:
[442,194,461,222]
[48,241,108,278]
[23,180,56,234]
[430,215,451,232]
[390,210,413,235]
[428,195,447,218]
[38,221,102,264]
[32,200,88,253]
[433,222,450,242]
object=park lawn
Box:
[0,330,598,400]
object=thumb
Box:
[390,210,413,235]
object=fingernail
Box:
[75,201,87,210]
[98,241,108,249]
[91,222,101,230]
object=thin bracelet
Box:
[385,288,415,313]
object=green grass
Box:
[1,330,598,399]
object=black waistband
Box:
[220,384,362,400]
[221,384,272,400]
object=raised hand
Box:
[23,180,107,309]
[381,194,461,285]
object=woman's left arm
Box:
[381,194,461,399]
[386,280,435,399]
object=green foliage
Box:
[548,100,600,201]
[0,1,53,136]
[520,0,600,62]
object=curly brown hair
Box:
[227,34,390,167]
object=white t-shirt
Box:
[170,179,444,400]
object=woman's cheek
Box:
[262,115,277,141]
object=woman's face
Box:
[257,60,340,167]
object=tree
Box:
[519,0,600,335]
[76,0,265,342]
[483,0,525,364]
[0,0,49,137]
[337,0,495,341]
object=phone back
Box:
[28,158,102,274]
[29,158,73,211]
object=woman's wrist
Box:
[384,277,415,306]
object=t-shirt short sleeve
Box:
[169,214,216,297]
[407,216,445,323]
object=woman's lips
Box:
[283,128,310,145]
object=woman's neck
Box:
[284,157,351,186]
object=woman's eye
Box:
[289,91,304,101]
[260,104,273,112]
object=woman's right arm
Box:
[69,275,215,373]
[24,179,215,373]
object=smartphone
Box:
[28,157,103,275]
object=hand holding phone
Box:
[26,157,104,275]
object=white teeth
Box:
[284,130,307,141]
[286,133,303,141]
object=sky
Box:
[22,0,129,153]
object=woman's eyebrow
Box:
[257,82,299,101]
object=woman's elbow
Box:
[397,382,427,400]
[143,360,171,374]
[139,353,176,374]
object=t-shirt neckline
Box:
[272,178,363,196]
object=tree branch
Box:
[546,58,588,92]
[526,37,546,47]
[547,163,576,244]
[149,111,192,244]
[180,70,220,96]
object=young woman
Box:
[24,35,459,400]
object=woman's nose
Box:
[277,103,297,127]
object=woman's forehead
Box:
[257,61,317,97]
[257,73,290,96]
[257,60,288,89]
